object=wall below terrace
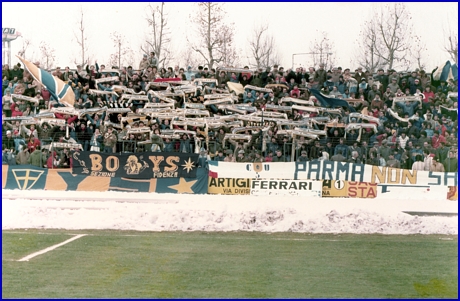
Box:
[2,164,457,202]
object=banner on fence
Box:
[72,151,199,178]
[2,165,207,194]
[208,161,294,180]
[250,179,322,197]
[347,181,378,198]
[208,161,458,186]
[322,180,348,197]
[208,178,251,195]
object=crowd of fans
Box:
[2,51,458,173]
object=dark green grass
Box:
[2,230,458,298]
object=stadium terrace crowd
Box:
[2,52,458,172]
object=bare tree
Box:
[368,3,414,70]
[109,32,134,69]
[248,24,280,69]
[73,6,90,67]
[141,2,172,68]
[39,41,56,70]
[309,31,335,70]
[443,22,458,65]
[218,24,239,67]
[188,2,236,69]
[181,46,201,69]
[355,20,384,73]
[266,52,282,69]
[411,35,428,71]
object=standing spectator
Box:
[236,149,247,162]
[429,155,445,172]
[309,140,322,161]
[315,63,327,88]
[3,147,16,165]
[28,145,46,168]
[412,154,425,170]
[387,77,400,94]
[224,150,236,162]
[348,150,362,164]
[47,151,60,169]
[2,130,16,151]
[102,125,117,153]
[16,148,30,165]
[386,154,401,168]
[148,52,158,68]
[396,100,420,117]
[59,148,72,168]
[89,128,103,152]
[139,54,149,71]
[374,68,389,92]
[10,101,23,117]
[436,142,450,163]
[264,150,273,162]
[163,137,174,153]
[367,85,382,102]
[410,78,423,95]
[2,90,13,117]
[334,138,349,158]
[214,149,226,161]
[443,150,458,172]
[26,135,41,153]
[422,86,435,105]
[297,150,309,162]
[272,149,286,162]
[331,150,346,162]
[354,67,366,83]
[179,133,191,153]
[397,132,409,149]
[431,130,446,149]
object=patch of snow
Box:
[2,190,457,234]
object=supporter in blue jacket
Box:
[334,138,349,158]
[396,101,419,116]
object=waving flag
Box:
[16,56,75,107]
[309,89,356,112]
[431,61,458,83]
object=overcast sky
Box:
[2,2,458,71]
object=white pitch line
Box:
[17,234,87,262]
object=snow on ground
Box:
[2,189,458,235]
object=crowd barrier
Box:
[2,152,458,201]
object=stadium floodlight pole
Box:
[2,28,21,68]
[292,52,333,69]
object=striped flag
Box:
[16,56,75,107]
[431,61,458,82]
[309,89,356,112]
[208,161,218,178]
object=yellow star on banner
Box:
[181,158,195,173]
[168,178,197,194]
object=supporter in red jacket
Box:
[10,102,23,117]
[26,135,41,153]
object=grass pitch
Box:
[2,230,458,298]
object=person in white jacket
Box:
[412,154,425,171]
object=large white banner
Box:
[208,161,294,180]
[208,161,458,187]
